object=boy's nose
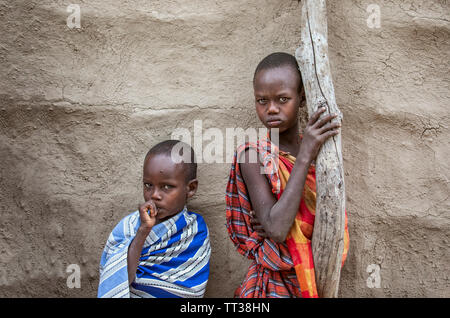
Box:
[267,102,279,114]
[151,189,162,201]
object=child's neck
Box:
[277,123,301,156]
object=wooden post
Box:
[295,0,346,298]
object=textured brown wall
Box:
[0,0,448,297]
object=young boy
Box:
[98,140,211,298]
[226,52,349,298]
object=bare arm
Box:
[240,107,340,243]
[240,148,310,242]
[127,200,157,285]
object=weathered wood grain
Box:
[295,0,346,298]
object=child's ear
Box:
[299,86,306,107]
[186,179,198,199]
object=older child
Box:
[98,140,211,298]
[226,52,349,298]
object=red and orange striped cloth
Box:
[226,135,349,298]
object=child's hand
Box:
[300,106,341,162]
[138,200,158,232]
[250,210,268,238]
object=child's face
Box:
[142,153,197,223]
[253,65,303,133]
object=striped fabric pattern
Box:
[97,207,211,298]
[278,148,349,298]
[226,135,349,298]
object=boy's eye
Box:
[279,97,289,103]
[163,185,173,190]
[144,183,152,189]
[257,99,267,105]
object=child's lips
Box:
[266,119,283,127]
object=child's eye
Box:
[144,183,152,189]
[163,185,173,190]
[257,99,267,105]
[279,97,289,103]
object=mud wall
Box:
[0,0,448,297]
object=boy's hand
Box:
[250,210,268,238]
[138,200,158,233]
[300,106,341,162]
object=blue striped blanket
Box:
[97,207,211,298]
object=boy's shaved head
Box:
[145,140,197,182]
[253,52,303,92]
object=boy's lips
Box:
[266,119,283,127]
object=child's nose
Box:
[151,189,162,201]
[267,101,279,114]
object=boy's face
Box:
[142,153,197,223]
[253,65,303,133]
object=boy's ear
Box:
[299,86,306,107]
[186,179,198,199]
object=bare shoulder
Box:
[238,147,273,195]
[237,146,260,166]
